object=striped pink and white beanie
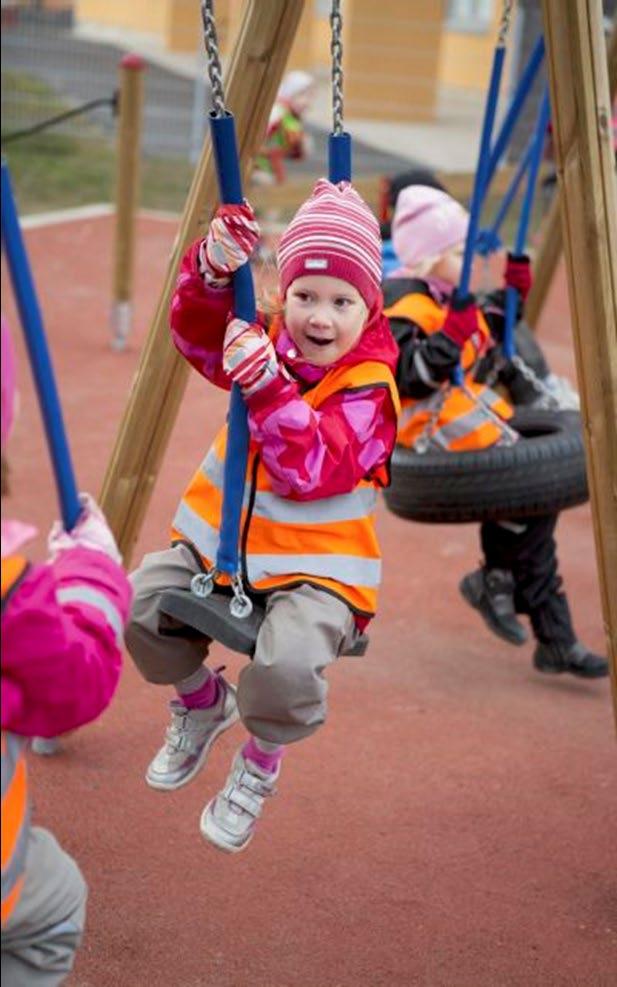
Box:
[277,179,382,308]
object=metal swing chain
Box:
[201,0,226,117]
[330,0,344,136]
[497,0,514,47]
[191,0,253,618]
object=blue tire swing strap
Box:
[450,0,513,388]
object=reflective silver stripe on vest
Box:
[1,733,25,798]
[56,587,124,646]
[430,404,503,445]
[403,389,445,421]
[1,734,30,910]
[173,501,220,561]
[200,449,251,509]
[255,487,377,525]
[200,449,378,524]
[247,552,381,588]
[477,386,504,408]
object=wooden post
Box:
[540,0,617,720]
[111,53,145,351]
[526,18,617,328]
[100,0,306,563]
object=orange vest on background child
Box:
[384,289,513,452]
[172,360,400,620]
[1,555,30,927]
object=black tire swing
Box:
[158,1,367,657]
[384,6,588,526]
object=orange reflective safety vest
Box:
[384,289,513,452]
[172,361,400,619]
[1,555,30,927]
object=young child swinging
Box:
[384,185,607,681]
[127,180,400,853]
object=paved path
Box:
[1,212,614,987]
[1,16,416,175]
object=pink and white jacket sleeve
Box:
[169,239,235,389]
[244,375,397,500]
[1,547,132,739]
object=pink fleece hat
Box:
[392,185,469,271]
[1,315,17,447]
[277,179,383,309]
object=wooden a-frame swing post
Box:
[526,17,616,328]
[100,0,306,564]
[540,0,617,721]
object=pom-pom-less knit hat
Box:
[392,185,469,273]
[277,179,383,309]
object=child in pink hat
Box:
[383,185,606,683]
[1,316,132,979]
[127,180,400,853]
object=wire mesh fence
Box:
[1,1,210,158]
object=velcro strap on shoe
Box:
[229,786,263,817]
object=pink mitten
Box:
[199,202,260,287]
[48,493,122,564]
[223,318,279,397]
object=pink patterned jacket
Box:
[170,240,400,501]
[1,524,132,739]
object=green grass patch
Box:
[2,68,193,215]
[2,131,194,216]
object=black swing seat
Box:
[159,588,369,658]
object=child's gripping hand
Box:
[199,202,260,287]
[223,318,279,397]
[441,293,485,350]
[504,252,532,302]
[48,493,123,565]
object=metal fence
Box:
[1,2,210,160]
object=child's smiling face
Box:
[284,275,369,366]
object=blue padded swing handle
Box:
[503,88,551,359]
[209,112,256,577]
[328,132,352,183]
[1,159,81,531]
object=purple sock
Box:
[243,737,283,775]
[177,674,220,710]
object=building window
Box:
[446,0,493,33]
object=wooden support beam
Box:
[526,17,617,328]
[100,0,306,564]
[540,0,617,720]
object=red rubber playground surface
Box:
[2,212,615,987]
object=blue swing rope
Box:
[484,34,545,193]
[502,86,551,359]
[476,136,535,256]
[1,159,81,531]
[452,0,514,384]
[476,33,546,256]
[200,0,351,594]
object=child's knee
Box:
[238,654,328,744]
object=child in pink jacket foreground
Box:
[127,180,400,854]
[1,317,132,985]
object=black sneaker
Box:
[459,568,528,646]
[533,640,608,679]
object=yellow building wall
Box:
[75,1,167,36]
[344,0,445,122]
[439,5,520,90]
